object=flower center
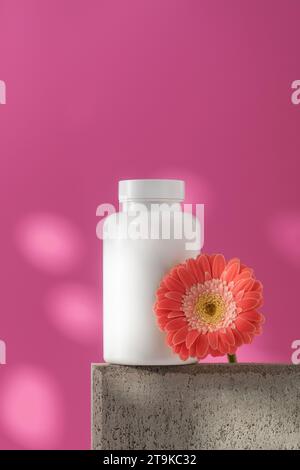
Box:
[182,279,238,333]
[195,292,225,325]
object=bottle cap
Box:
[118,179,185,202]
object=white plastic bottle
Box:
[103,179,201,365]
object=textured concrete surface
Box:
[92,364,300,450]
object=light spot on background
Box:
[0,366,64,449]
[268,211,300,268]
[153,167,215,208]
[45,283,101,345]
[15,213,84,274]
[153,168,214,248]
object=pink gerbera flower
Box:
[154,254,264,361]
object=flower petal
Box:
[163,276,185,294]
[155,308,169,317]
[157,286,168,296]
[234,289,245,302]
[252,280,263,292]
[170,266,183,281]
[177,266,196,289]
[166,331,176,346]
[243,291,262,301]
[185,259,198,283]
[173,325,189,345]
[232,327,243,347]
[157,316,169,330]
[239,310,262,323]
[157,299,182,311]
[165,291,184,302]
[255,325,263,335]
[238,297,261,312]
[210,348,223,357]
[240,267,254,276]
[167,310,185,319]
[179,343,189,360]
[232,278,252,296]
[240,331,253,344]
[235,316,256,334]
[219,330,231,346]
[207,331,218,350]
[165,318,186,332]
[187,258,204,283]
[228,345,237,355]
[212,254,226,279]
[226,257,241,269]
[209,254,217,264]
[218,333,230,354]
[157,293,167,302]
[233,270,252,284]
[156,305,172,314]
[225,327,235,346]
[186,329,200,349]
[196,334,209,358]
[243,279,255,292]
[197,254,212,279]
[189,341,197,357]
[222,262,240,283]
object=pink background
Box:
[0,0,299,450]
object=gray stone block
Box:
[92,363,300,450]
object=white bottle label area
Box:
[103,211,201,365]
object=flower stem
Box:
[227,354,237,363]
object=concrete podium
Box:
[92,363,300,450]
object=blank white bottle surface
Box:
[103,179,201,365]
